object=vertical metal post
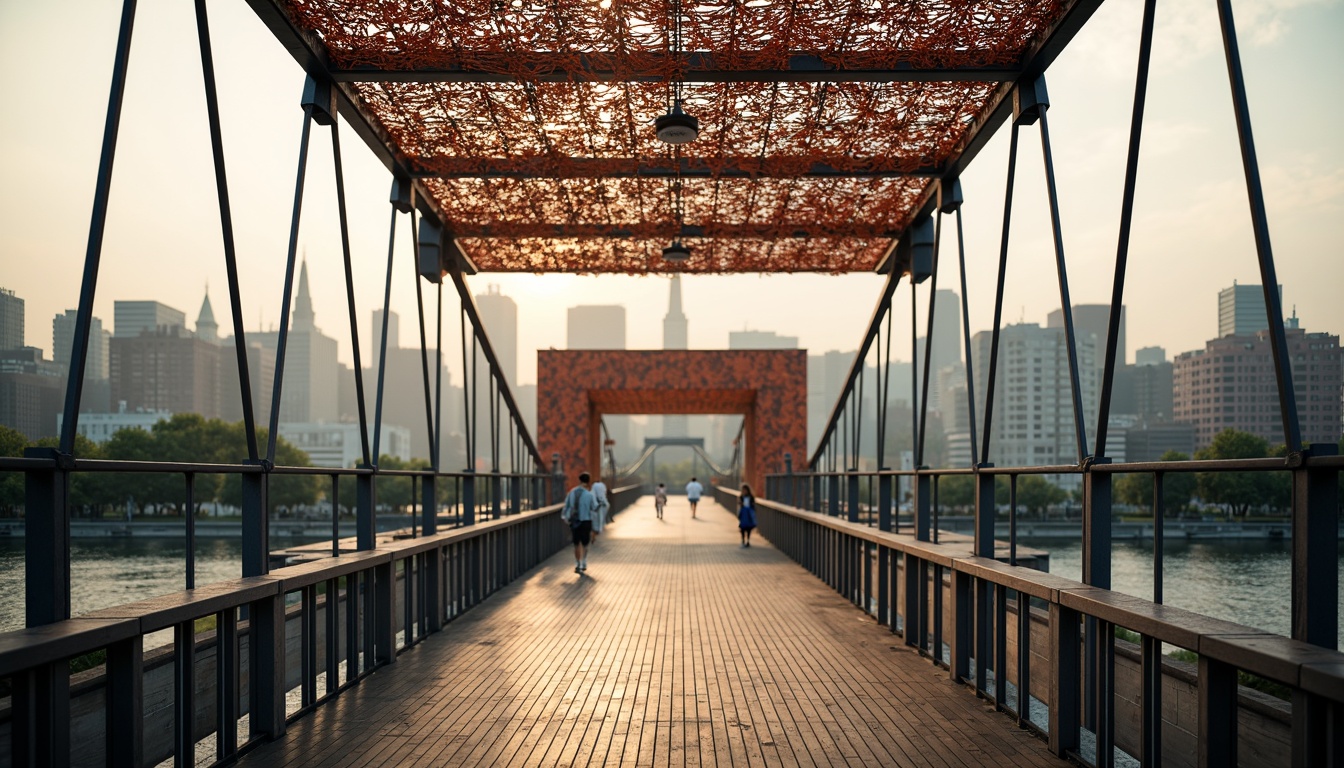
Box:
[1050,604,1081,757]
[107,636,143,766]
[249,594,286,740]
[913,472,931,542]
[24,449,70,626]
[1198,656,1237,767]
[174,620,196,766]
[185,473,196,590]
[411,212,438,469]
[1216,0,1302,450]
[241,470,268,577]
[846,471,860,523]
[357,472,376,551]
[877,473,892,532]
[1291,445,1340,765]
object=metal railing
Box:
[750,452,1343,767]
[0,454,632,766]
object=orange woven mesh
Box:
[281,0,1066,273]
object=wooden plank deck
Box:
[241,496,1068,767]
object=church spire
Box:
[293,258,316,331]
[196,285,218,342]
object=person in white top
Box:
[590,478,610,542]
[685,477,704,518]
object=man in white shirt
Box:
[685,476,704,519]
[561,472,596,574]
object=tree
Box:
[935,474,976,511]
[995,475,1067,517]
[1194,429,1281,517]
[0,425,29,515]
[216,425,321,511]
[1114,450,1196,516]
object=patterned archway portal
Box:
[537,350,807,494]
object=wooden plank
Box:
[239,496,1071,768]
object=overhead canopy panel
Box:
[251,0,1097,274]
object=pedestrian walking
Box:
[591,477,610,543]
[654,483,668,519]
[561,472,597,574]
[738,483,757,548]
[686,476,704,518]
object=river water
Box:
[1,537,1341,645]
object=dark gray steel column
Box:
[241,469,268,576]
[1291,445,1340,765]
[23,449,68,626]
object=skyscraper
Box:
[114,301,186,339]
[370,309,400,370]
[1048,303,1125,371]
[567,305,626,349]
[971,322,1098,485]
[663,274,688,350]
[53,309,111,412]
[1218,282,1281,338]
[475,285,518,386]
[662,276,688,437]
[0,288,23,351]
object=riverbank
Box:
[929,517,1344,540]
[0,518,443,539]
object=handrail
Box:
[722,484,1344,764]
[0,486,621,766]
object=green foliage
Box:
[1114,450,1197,515]
[995,475,1067,516]
[936,474,975,510]
[0,424,29,514]
[1194,429,1286,517]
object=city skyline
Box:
[0,1,1341,389]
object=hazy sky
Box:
[1,0,1341,387]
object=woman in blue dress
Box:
[738,483,757,548]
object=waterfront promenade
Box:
[239,496,1066,767]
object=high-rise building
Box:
[1173,326,1341,448]
[567,305,626,350]
[218,340,275,426]
[114,301,186,339]
[1218,282,1281,338]
[971,323,1098,483]
[475,285,518,386]
[663,275,687,350]
[370,309,400,370]
[1048,303,1126,371]
[252,260,339,424]
[110,327,222,418]
[925,289,963,375]
[52,309,112,413]
[0,347,63,439]
[358,309,451,465]
[728,329,798,349]
[53,310,110,381]
[0,288,24,351]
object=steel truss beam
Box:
[329,53,1019,84]
[411,158,941,180]
[450,223,901,239]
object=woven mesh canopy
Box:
[260,0,1082,273]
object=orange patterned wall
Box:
[537,350,807,494]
